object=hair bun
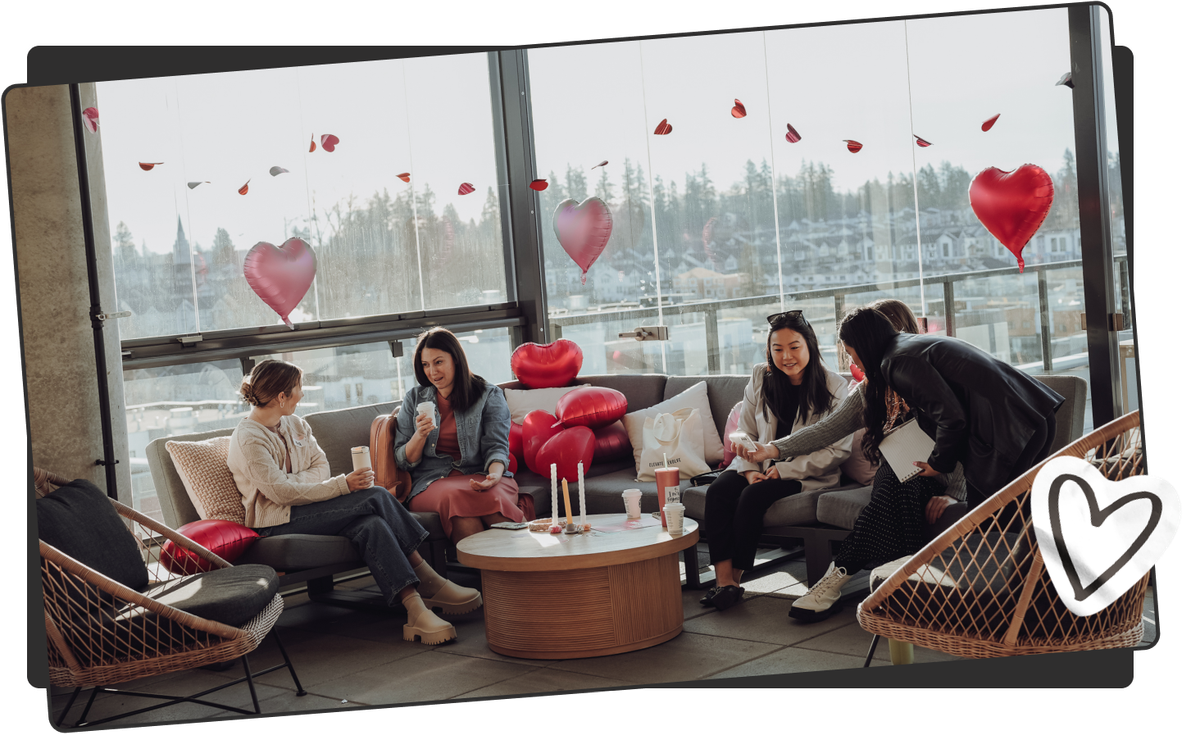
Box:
[238,379,259,407]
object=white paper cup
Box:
[416,401,438,427]
[351,446,371,472]
[664,502,685,535]
[622,489,642,519]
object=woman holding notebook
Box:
[739,302,1063,620]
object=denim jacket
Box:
[392,381,513,502]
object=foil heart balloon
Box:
[553,197,613,284]
[521,410,564,471]
[555,386,628,429]
[243,237,316,329]
[510,339,583,388]
[509,420,523,470]
[969,165,1054,272]
[592,422,633,463]
[534,426,596,480]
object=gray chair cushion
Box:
[37,480,149,592]
[681,472,861,527]
[305,401,401,476]
[238,534,361,570]
[1031,374,1086,454]
[143,564,280,627]
[814,485,873,530]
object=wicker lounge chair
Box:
[36,470,306,727]
[857,410,1150,660]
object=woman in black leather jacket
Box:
[837,306,1064,509]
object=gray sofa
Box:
[146,372,1086,595]
[501,372,1088,586]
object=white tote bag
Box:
[637,408,711,481]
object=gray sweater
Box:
[769,385,967,501]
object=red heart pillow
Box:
[555,386,628,429]
[160,519,259,574]
[510,339,583,388]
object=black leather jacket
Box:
[880,333,1064,492]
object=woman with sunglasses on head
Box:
[701,310,853,611]
[735,299,968,621]
[228,359,479,646]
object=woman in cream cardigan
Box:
[701,310,852,611]
[227,359,481,646]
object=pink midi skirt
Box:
[407,471,534,537]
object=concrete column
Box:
[9,83,131,504]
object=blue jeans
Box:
[256,487,429,607]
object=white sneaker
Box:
[789,562,849,620]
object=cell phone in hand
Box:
[730,431,757,452]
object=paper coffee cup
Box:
[351,446,371,472]
[664,502,685,535]
[622,489,642,519]
[416,401,438,426]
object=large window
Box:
[527,7,1117,432]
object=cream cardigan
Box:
[726,363,853,490]
[227,415,350,529]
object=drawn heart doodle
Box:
[243,238,317,329]
[553,197,613,284]
[1032,456,1180,617]
[969,164,1054,272]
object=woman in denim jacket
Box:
[394,328,533,544]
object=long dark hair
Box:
[839,306,901,463]
[413,327,487,412]
[761,312,834,427]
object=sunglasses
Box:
[767,310,809,328]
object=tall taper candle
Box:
[578,462,587,526]
[562,478,573,525]
[550,463,558,527]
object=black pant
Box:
[703,470,806,572]
[965,411,1057,508]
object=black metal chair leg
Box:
[240,655,261,714]
[54,687,82,728]
[863,634,881,667]
[75,686,101,726]
[271,630,307,696]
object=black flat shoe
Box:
[710,585,745,612]
[699,586,723,607]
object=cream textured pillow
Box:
[165,437,246,524]
[504,384,589,424]
[621,381,723,468]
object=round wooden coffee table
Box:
[455,513,698,659]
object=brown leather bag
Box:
[369,406,413,503]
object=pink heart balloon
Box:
[533,426,596,480]
[243,237,316,328]
[969,165,1054,273]
[553,197,613,284]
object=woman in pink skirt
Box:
[394,328,534,545]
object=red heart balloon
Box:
[555,386,628,429]
[508,451,518,473]
[592,422,633,463]
[243,237,316,328]
[522,409,563,470]
[553,198,613,284]
[534,426,596,480]
[509,420,523,470]
[969,165,1054,272]
[849,363,865,383]
[510,339,583,388]
[720,400,744,469]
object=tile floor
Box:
[43,549,1158,728]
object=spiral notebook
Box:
[878,418,937,483]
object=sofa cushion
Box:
[504,385,589,423]
[237,534,361,570]
[165,437,245,524]
[814,484,873,530]
[305,401,401,476]
[680,471,868,527]
[142,563,280,627]
[842,428,879,486]
[622,382,723,466]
